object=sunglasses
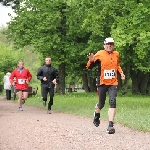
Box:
[106,43,114,45]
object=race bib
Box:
[18,79,25,84]
[104,69,115,79]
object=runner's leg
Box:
[47,87,54,114]
[22,90,28,104]
[93,85,108,127]
[108,85,117,122]
[17,90,23,110]
[106,85,118,134]
[41,86,48,106]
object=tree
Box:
[6,0,92,94]
[5,0,150,95]
[0,42,23,84]
[110,0,150,94]
[80,0,150,94]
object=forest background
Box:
[0,0,150,95]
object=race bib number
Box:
[104,69,115,79]
[18,79,25,84]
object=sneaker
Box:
[19,107,23,111]
[106,126,115,134]
[22,99,25,104]
[93,111,100,127]
[43,101,46,106]
[47,109,51,114]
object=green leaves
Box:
[0,42,22,77]
[4,0,150,89]
[110,0,150,72]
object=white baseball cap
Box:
[104,37,114,44]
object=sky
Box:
[0,4,15,27]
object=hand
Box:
[52,79,57,84]
[26,79,29,84]
[121,73,125,80]
[43,77,47,81]
[87,53,95,62]
[12,82,15,86]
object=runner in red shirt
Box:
[10,60,32,111]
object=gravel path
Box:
[0,97,150,150]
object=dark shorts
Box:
[97,85,118,109]
[16,89,28,92]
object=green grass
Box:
[5,91,150,132]
[53,92,150,132]
[115,96,150,132]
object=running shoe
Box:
[106,126,115,134]
[19,107,23,111]
[47,109,51,114]
[93,111,100,127]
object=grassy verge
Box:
[10,91,150,132]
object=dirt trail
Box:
[0,97,150,150]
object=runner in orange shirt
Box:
[86,37,125,134]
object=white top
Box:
[3,72,12,90]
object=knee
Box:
[97,102,105,110]
[18,95,22,99]
[23,97,28,100]
[43,97,47,101]
[18,96,22,100]
[95,103,103,110]
[110,98,116,108]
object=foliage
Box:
[0,43,18,70]
[3,0,150,94]
[111,0,150,73]
[0,29,41,85]
[22,46,43,85]
[6,0,93,93]
[0,29,44,89]
[0,42,19,84]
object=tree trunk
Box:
[87,73,96,92]
[119,63,130,96]
[117,73,122,91]
[55,3,66,95]
[131,70,140,94]
[146,75,150,95]
[92,78,96,92]
[82,72,90,92]
[131,70,149,95]
[138,72,149,95]
[56,63,65,94]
